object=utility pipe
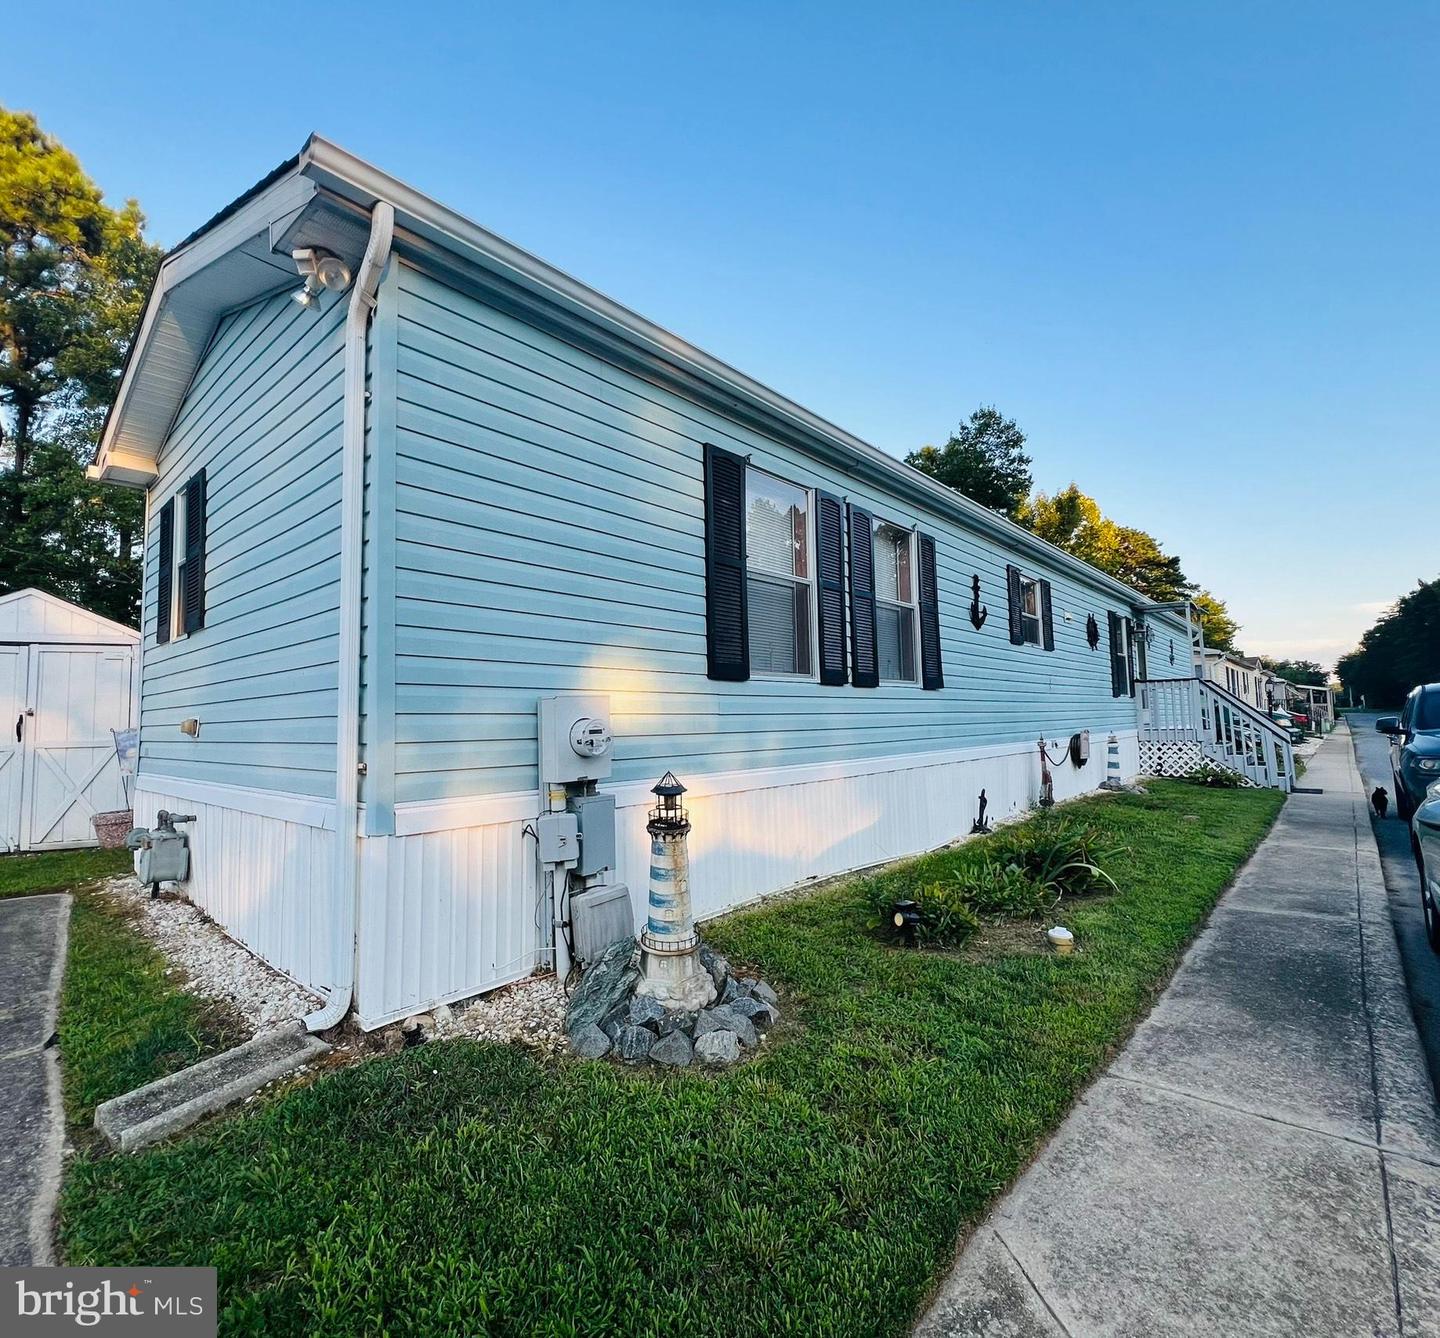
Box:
[305,200,395,1033]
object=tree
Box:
[1259,658,1327,687]
[0,107,160,625]
[1016,484,1192,603]
[1192,590,1238,652]
[907,406,1033,518]
[1336,577,1440,708]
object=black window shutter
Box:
[917,533,943,690]
[1006,564,1024,645]
[1039,579,1055,651]
[1125,617,1138,697]
[703,444,749,681]
[182,469,207,635]
[848,504,878,688]
[1108,611,1126,697]
[155,499,174,646]
[815,491,847,686]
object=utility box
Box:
[536,812,579,865]
[569,882,633,969]
[567,792,617,876]
[539,694,614,786]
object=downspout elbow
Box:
[304,200,395,1034]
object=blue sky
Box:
[5,2,1436,668]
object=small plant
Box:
[1182,760,1244,789]
[951,857,1054,918]
[987,814,1124,897]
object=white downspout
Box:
[305,200,395,1034]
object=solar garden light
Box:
[636,772,717,1011]
[892,899,921,948]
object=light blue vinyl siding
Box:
[139,288,346,798]
[386,262,1154,804]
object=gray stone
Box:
[568,1023,611,1060]
[696,1004,757,1048]
[649,1029,695,1068]
[750,979,779,1007]
[698,942,729,994]
[729,995,778,1030]
[564,935,637,1035]
[694,1029,742,1065]
[720,975,753,1004]
[615,1024,654,1064]
[601,1016,625,1044]
[658,1011,696,1038]
[627,994,667,1031]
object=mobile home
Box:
[92,138,1201,1029]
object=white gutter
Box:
[304,200,394,1034]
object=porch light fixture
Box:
[291,248,353,309]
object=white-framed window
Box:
[745,469,813,677]
[1019,574,1042,646]
[873,521,917,682]
[166,486,188,642]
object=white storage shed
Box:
[0,589,139,852]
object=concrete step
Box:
[94,1021,329,1152]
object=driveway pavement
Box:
[1349,710,1440,1095]
[0,892,70,1266]
[916,728,1440,1337]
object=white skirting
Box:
[138,730,1140,1030]
[132,780,336,997]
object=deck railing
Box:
[1136,676,1293,790]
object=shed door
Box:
[0,648,27,852]
[21,645,134,850]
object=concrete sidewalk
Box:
[0,892,70,1267]
[916,728,1440,1337]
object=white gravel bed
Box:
[435,974,567,1053]
[98,875,322,1032]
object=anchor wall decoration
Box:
[968,575,988,630]
[1085,613,1100,650]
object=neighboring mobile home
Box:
[91,138,1195,1029]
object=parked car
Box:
[1376,684,1440,819]
[1269,710,1304,743]
[1410,780,1440,952]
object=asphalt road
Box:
[1348,711,1440,1099]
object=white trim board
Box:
[391,731,1139,837]
[135,773,336,830]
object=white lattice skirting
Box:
[1139,739,1254,785]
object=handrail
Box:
[1138,676,1292,747]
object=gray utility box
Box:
[569,882,633,970]
[127,811,195,886]
[567,792,617,876]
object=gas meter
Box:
[126,810,196,894]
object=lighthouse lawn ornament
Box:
[635,772,717,1011]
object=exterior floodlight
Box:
[291,247,353,310]
[892,899,920,948]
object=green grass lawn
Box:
[61,888,247,1128]
[0,846,245,1128]
[59,781,1282,1336]
[0,847,131,899]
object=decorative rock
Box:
[615,1024,655,1064]
[694,1029,742,1065]
[627,994,668,1031]
[601,1016,625,1044]
[569,1023,612,1059]
[432,1003,455,1033]
[659,1011,696,1038]
[650,1029,695,1067]
[720,976,752,1005]
[750,980,779,1007]
[564,936,637,1035]
[698,943,730,995]
[729,995,778,1030]
[696,1005,757,1049]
